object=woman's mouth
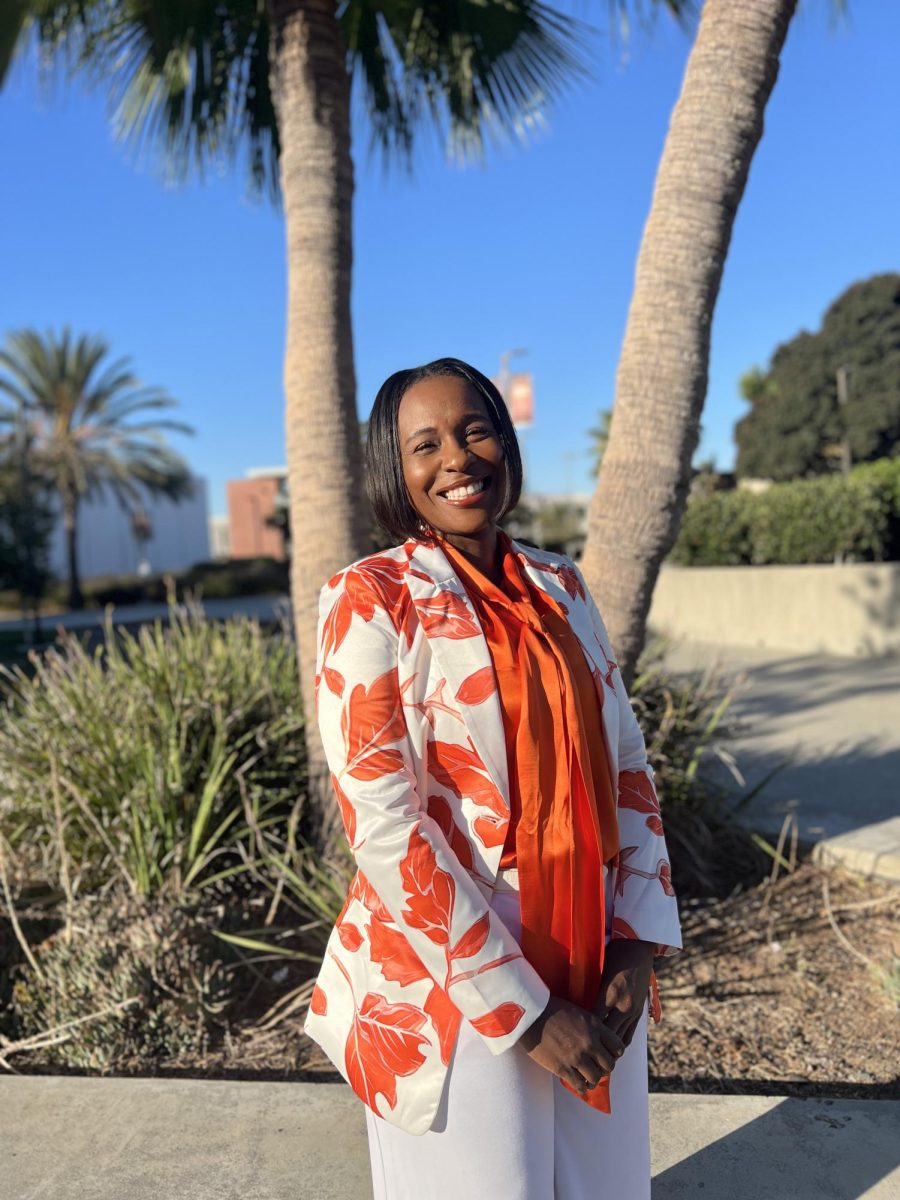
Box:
[437,476,491,506]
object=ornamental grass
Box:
[0,592,770,1074]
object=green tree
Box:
[0,431,56,611]
[0,0,596,839]
[0,328,194,609]
[586,409,612,478]
[735,272,900,481]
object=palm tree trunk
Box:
[63,494,83,610]
[267,0,373,847]
[580,0,797,688]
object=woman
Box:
[304,358,682,1199]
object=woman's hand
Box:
[518,995,625,1093]
[594,939,655,1048]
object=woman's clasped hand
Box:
[517,996,626,1094]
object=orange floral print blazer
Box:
[303,534,683,1136]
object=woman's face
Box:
[397,374,507,539]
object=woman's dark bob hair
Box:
[364,357,523,543]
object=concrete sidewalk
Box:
[660,640,900,882]
[2,1076,898,1199]
[0,594,292,635]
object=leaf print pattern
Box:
[426,793,475,872]
[345,991,429,1113]
[614,846,675,897]
[472,812,507,848]
[311,984,327,1016]
[399,826,523,990]
[454,665,497,705]
[612,916,639,940]
[323,665,345,697]
[424,985,462,1066]
[405,676,467,730]
[618,769,664,836]
[516,547,586,603]
[340,669,407,781]
[469,1002,526,1038]
[449,911,490,961]
[330,772,361,851]
[321,561,408,659]
[362,555,408,608]
[367,918,430,988]
[349,870,393,924]
[413,590,482,640]
[400,827,456,945]
[338,922,364,952]
[593,635,618,691]
[429,738,508,850]
[429,741,506,819]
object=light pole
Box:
[17,406,43,647]
[836,365,852,476]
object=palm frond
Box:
[12,0,280,201]
[346,0,598,165]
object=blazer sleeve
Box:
[314,564,551,1053]
[568,560,683,960]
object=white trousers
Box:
[365,870,651,1200]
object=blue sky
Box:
[1,4,897,519]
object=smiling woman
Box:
[363,358,522,584]
[306,355,682,1199]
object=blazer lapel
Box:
[402,537,510,808]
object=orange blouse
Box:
[438,529,621,1114]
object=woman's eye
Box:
[414,427,492,453]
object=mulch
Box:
[648,858,899,1100]
[4,859,897,1098]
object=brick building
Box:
[226,467,288,561]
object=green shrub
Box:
[0,591,307,899]
[669,491,755,566]
[671,458,900,566]
[92,557,289,606]
[632,646,773,898]
[5,891,232,1071]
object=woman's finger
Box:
[574,1054,604,1090]
[602,1006,630,1038]
[561,1065,592,1094]
[589,1015,625,1070]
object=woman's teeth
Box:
[442,479,486,501]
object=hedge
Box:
[670,458,900,566]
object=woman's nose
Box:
[442,438,474,470]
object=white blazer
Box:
[304,533,682,1135]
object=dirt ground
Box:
[5,859,898,1097]
[149,859,900,1099]
[647,859,899,1100]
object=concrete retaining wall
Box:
[648,561,900,657]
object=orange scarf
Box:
[438,530,620,1113]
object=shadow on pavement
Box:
[652,1096,900,1199]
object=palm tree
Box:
[0,0,594,840]
[0,327,194,609]
[579,0,798,687]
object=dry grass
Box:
[648,857,899,1099]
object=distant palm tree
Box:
[0,327,194,609]
[586,409,613,478]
